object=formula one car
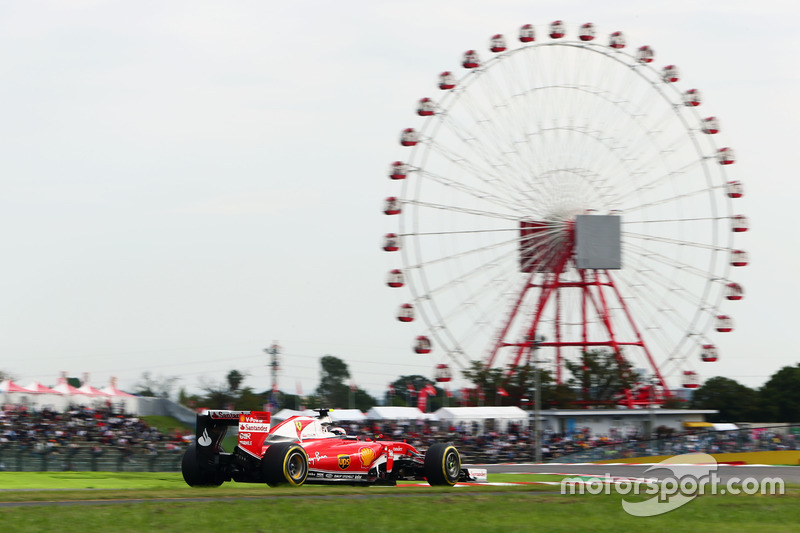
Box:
[181,409,483,487]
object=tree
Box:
[315,355,350,408]
[689,376,760,422]
[226,370,246,392]
[197,376,235,409]
[134,372,179,399]
[390,375,436,408]
[759,364,800,423]
[460,360,570,408]
[565,350,637,406]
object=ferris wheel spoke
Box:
[623,239,726,285]
[610,158,707,206]
[416,168,530,214]
[404,234,518,271]
[403,198,520,221]
[619,184,720,214]
[421,131,536,204]
[623,230,727,252]
[440,91,544,200]
[610,273,697,362]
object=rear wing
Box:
[193,410,271,457]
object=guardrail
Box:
[0,443,184,472]
[546,424,800,463]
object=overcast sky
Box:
[0,0,797,398]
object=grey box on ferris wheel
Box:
[575,215,622,270]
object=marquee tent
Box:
[272,408,316,421]
[52,377,86,395]
[24,382,61,394]
[329,409,366,422]
[365,406,431,421]
[0,380,34,393]
[78,383,110,396]
[99,379,136,397]
[271,408,366,423]
[433,406,530,433]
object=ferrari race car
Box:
[181,409,484,487]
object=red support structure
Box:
[487,219,672,404]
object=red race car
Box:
[181,409,484,487]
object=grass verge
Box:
[0,472,798,533]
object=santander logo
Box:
[198,428,212,447]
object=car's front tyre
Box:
[424,443,461,486]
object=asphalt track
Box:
[478,463,800,484]
[0,464,795,507]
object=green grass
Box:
[139,415,193,435]
[0,472,798,532]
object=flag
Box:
[417,390,428,412]
[296,380,303,397]
[350,380,357,393]
[445,388,453,398]
[388,383,395,396]
[498,386,509,397]
[424,384,437,396]
[460,387,470,405]
[406,382,416,397]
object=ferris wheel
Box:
[382,21,748,402]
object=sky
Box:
[0,0,798,399]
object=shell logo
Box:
[359,447,376,468]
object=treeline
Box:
[687,364,800,423]
[132,354,800,424]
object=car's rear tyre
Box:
[182,442,223,487]
[424,443,461,486]
[262,442,309,487]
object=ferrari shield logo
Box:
[295,421,303,435]
[337,454,351,470]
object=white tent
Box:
[329,409,366,422]
[712,423,739,432]
[434,406,529,433]
[365,406,430,421]
[272,408,316,421]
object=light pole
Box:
[648,377,658,443]
[532,334,545,463]
[265,341,281,410]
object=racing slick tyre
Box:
[182,442,224,487]
[424,443,461,486]
[262,442,309,487]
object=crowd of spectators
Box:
[337,419,800,464]
[0,404,186,470]
[2,403,799,470]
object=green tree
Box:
[565,350,636,406]
[226,370,246,392]
[235,386,267,411]
[351,388,378,411]
[134,372,179,399]
[390,375,436,407]
[689,376,760,422]
[315,355,351,407]
[759,364,800,422]
[460,361,567,408]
